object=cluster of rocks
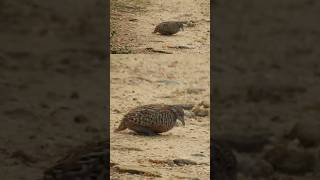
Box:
[216,117,320,179]
[183,101,210,119]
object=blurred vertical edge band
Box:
[210,0,214,179]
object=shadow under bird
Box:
[114,104,185,136]
[213,142,238,180]
[153,21,186,35]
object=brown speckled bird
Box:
[43,141,108,180]
[114,104,185,135]
[213,142,238,180]
[153,21,185,35]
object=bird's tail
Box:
[114,121,127,132]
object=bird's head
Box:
[179,23,184,31]
[171,105,185,126]
[178,23,184,31]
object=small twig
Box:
[135,77,153,83]
[145,47,173,54]
[150,40,165,42]
[167,45,195,49]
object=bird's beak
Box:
[179,117,185,126]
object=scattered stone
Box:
[165,161,174,167]
[157,79,180,85]
[186,88,206,94]
[167,45,195,49]
[191,153,206,157]
[184,110,195,118]
[192,106,208,117]
[114,165,161,177]
[263,145,316,175]
[173,159,197,166]
[145,47,173,54]
[286,119,320,147]
[110,162,119,167]
[185,21,196,27]
[112,146,143,151]
[74,114,89,123]
[199,101,210,108]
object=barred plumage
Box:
[213,142,238,180]
[153,21,185,35]
[114,104,185,135]
[43,141,108,180]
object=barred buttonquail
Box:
[153,21,185,35]
[43,141,108,180]
[213,142,238,180]
[114,104,185,135]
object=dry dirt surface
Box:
[111,0,210,54]
[110,54,210,179]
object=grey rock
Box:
[184,110,195,118]
[191,153,206,157]
[192,105,209,117]
[186,88,206,94]
[114,165,161,177]
[173,159,197,166]
[157,79,180,85]
[199,101,210,108]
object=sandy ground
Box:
[110,0,210,179]
[111,0,210,54]
[110,54,210,179]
